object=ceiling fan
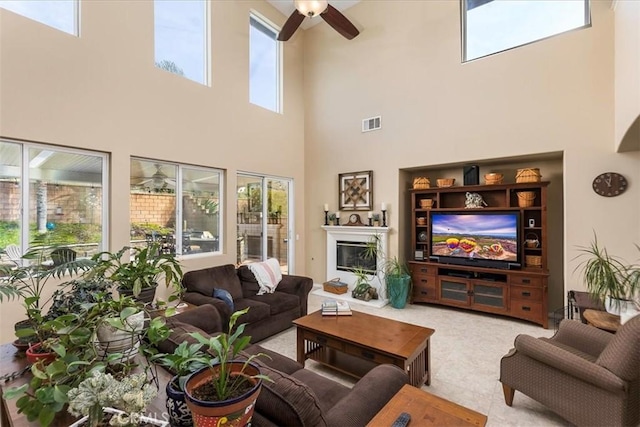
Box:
[278,0,359,42]
[138,164,175,189]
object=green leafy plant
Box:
[90,244,183,301]
[188,308,271,401]
[152,341,208,391]
[575,233,640,309]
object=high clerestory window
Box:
[130,159,223,257]
[0,139,108,260]
[0,0,79,35]
[154,0,209,85]
[250,13,281,113]
[462,0,591,62]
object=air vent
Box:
[362,116,381,132]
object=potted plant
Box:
[351,266,378,301]
[152,341,209,427]
[90,243,184,304]
[3,290,170,427]
[384,256,412,309]
[372,213,380,227]
[328,213,336,225]
[576,233,640,315]
[67,371,167,427]
[0,233,96,352]
[184,308,271,427]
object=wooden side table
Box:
[582,309,620,333]
[366,384,487,426]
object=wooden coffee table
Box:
[367,384,487,426]
[293,310,435,386]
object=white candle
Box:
[368,212,372,218]
[324,203,329,211]
[381,202,387,211]
[335,212,340,218]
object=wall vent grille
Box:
[362,116,381,132]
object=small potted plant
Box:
[184,308,271,427]
[576,233,640,315]
[152,341,209,427]
[90,243,184,304]
[67,371,167,427]
[372,213,381,227]
[328,213,336,225]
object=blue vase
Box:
[166,376,193,427]
[387,275,411,309]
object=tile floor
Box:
[258,288,573,426]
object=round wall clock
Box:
[592,172,627,197]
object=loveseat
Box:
[181,263,313,343]
[158,305,410,427]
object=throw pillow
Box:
[213,288,234,312]
[248,258,282,295]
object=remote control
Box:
[391,412,411,427]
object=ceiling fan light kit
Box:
[295,0,328,17]
[278,1,359,41]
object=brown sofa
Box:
[181,264,313,343]
[159,305,410,427]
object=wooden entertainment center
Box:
[409,181,549,328]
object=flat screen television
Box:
[429,211,521,270]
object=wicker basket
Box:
[413,177,430,189]
[517,191,537,207]
[416,217,427,225]
[436,178,455,188]
[420,199,434,209]
[484,173,504,185]
[516,168,541,183]
[323,278,348,294]
[525,255,542,267]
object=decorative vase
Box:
[118,283,158,304]
[185,362,262,427]
[95,310,145,361]
[166,376,193,427]
[387,275,411,309]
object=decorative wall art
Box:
[339,170,373,211]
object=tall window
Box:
[462,0,591,62]
[250,13,281,112]
[130,159,223,256]
[0,140,108,260]
[0,0,78,35]
[154,0,208,85]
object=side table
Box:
[366,384,487,426]
[582,309,620,333]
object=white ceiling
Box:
[265,0,360,29]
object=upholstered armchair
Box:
[500,316,640,426]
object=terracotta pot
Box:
[185,362,262,427]
[26,342,56,365]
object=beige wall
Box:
[0,0,306,342]
[614,0,640,151]
[303,0,640,313]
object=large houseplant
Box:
[384,256,412,309]
[90,243,184,304]
[576,233,640,315]
[184,308,270,427]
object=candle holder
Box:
[336,215,340,226]
[382,210,387,227]
[324,210,329,226]
[368,217,372,226]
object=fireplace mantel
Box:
[317,225,390,308]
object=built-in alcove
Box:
[399,152,565,316]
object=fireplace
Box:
[317,225,390,307]
[336,241,377,274]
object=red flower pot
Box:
[25,343,56,365]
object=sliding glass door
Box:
[236,173,292,274]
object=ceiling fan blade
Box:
[321,4,359,40]
[278,10,305,41]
